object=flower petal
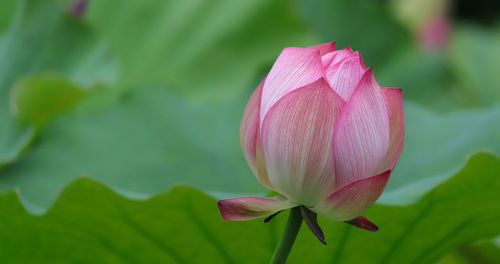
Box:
[375,88,405,173]
[332,69,390,188]
[321,47,354,69]
[321,53,336,67]
[312,170,391,221]
[255,137,274,190]
[218,196,295,221]
[261,78,345,206]
[240,78,264,175]
[329,47,355,67]
[307,41,336,55]
[325,51,367,101]
[240,77,274,189]
[260,47,324,124]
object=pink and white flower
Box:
[218,42,404,230]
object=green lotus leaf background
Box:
[0,152,498,263]
[0,0,499,263]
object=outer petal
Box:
[218,196,295,221]
[325,51,367,101]
[240,77,264,175]
[332,69,390,189]
[261,79,345,206]
[260,47,324,124]
[312,170,391,221]
[240,77,273,189]
[375,88,405,173]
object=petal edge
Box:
[312,170,391,221]
[240,77,265,177]
[240,76,274,189]
[375,88,405,173]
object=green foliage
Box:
[0,0,499,262]
[382,103,500,203]
[379,24,500,111]
[2,84,499,211]
[439,241,500,264]
[0,0,318,210]
[11,74,86,126]
[84,0,315,95]
[0,0,117,166]
[0,152,498,263]
[0,0,498,216]
[376,47,456,110]
[296,0,410,66]
[450,25,500,107]
[0,85,265,212]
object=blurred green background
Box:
[0,0,499,263]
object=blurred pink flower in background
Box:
[67,0,88,18]
[218,42,404,230]
[418,14,451,50]
[390,0,451,50]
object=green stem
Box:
[269,207,303,264]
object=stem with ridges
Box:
[269,206,303,264]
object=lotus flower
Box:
[218,42,404,234]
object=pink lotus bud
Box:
[218,42,404,228]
